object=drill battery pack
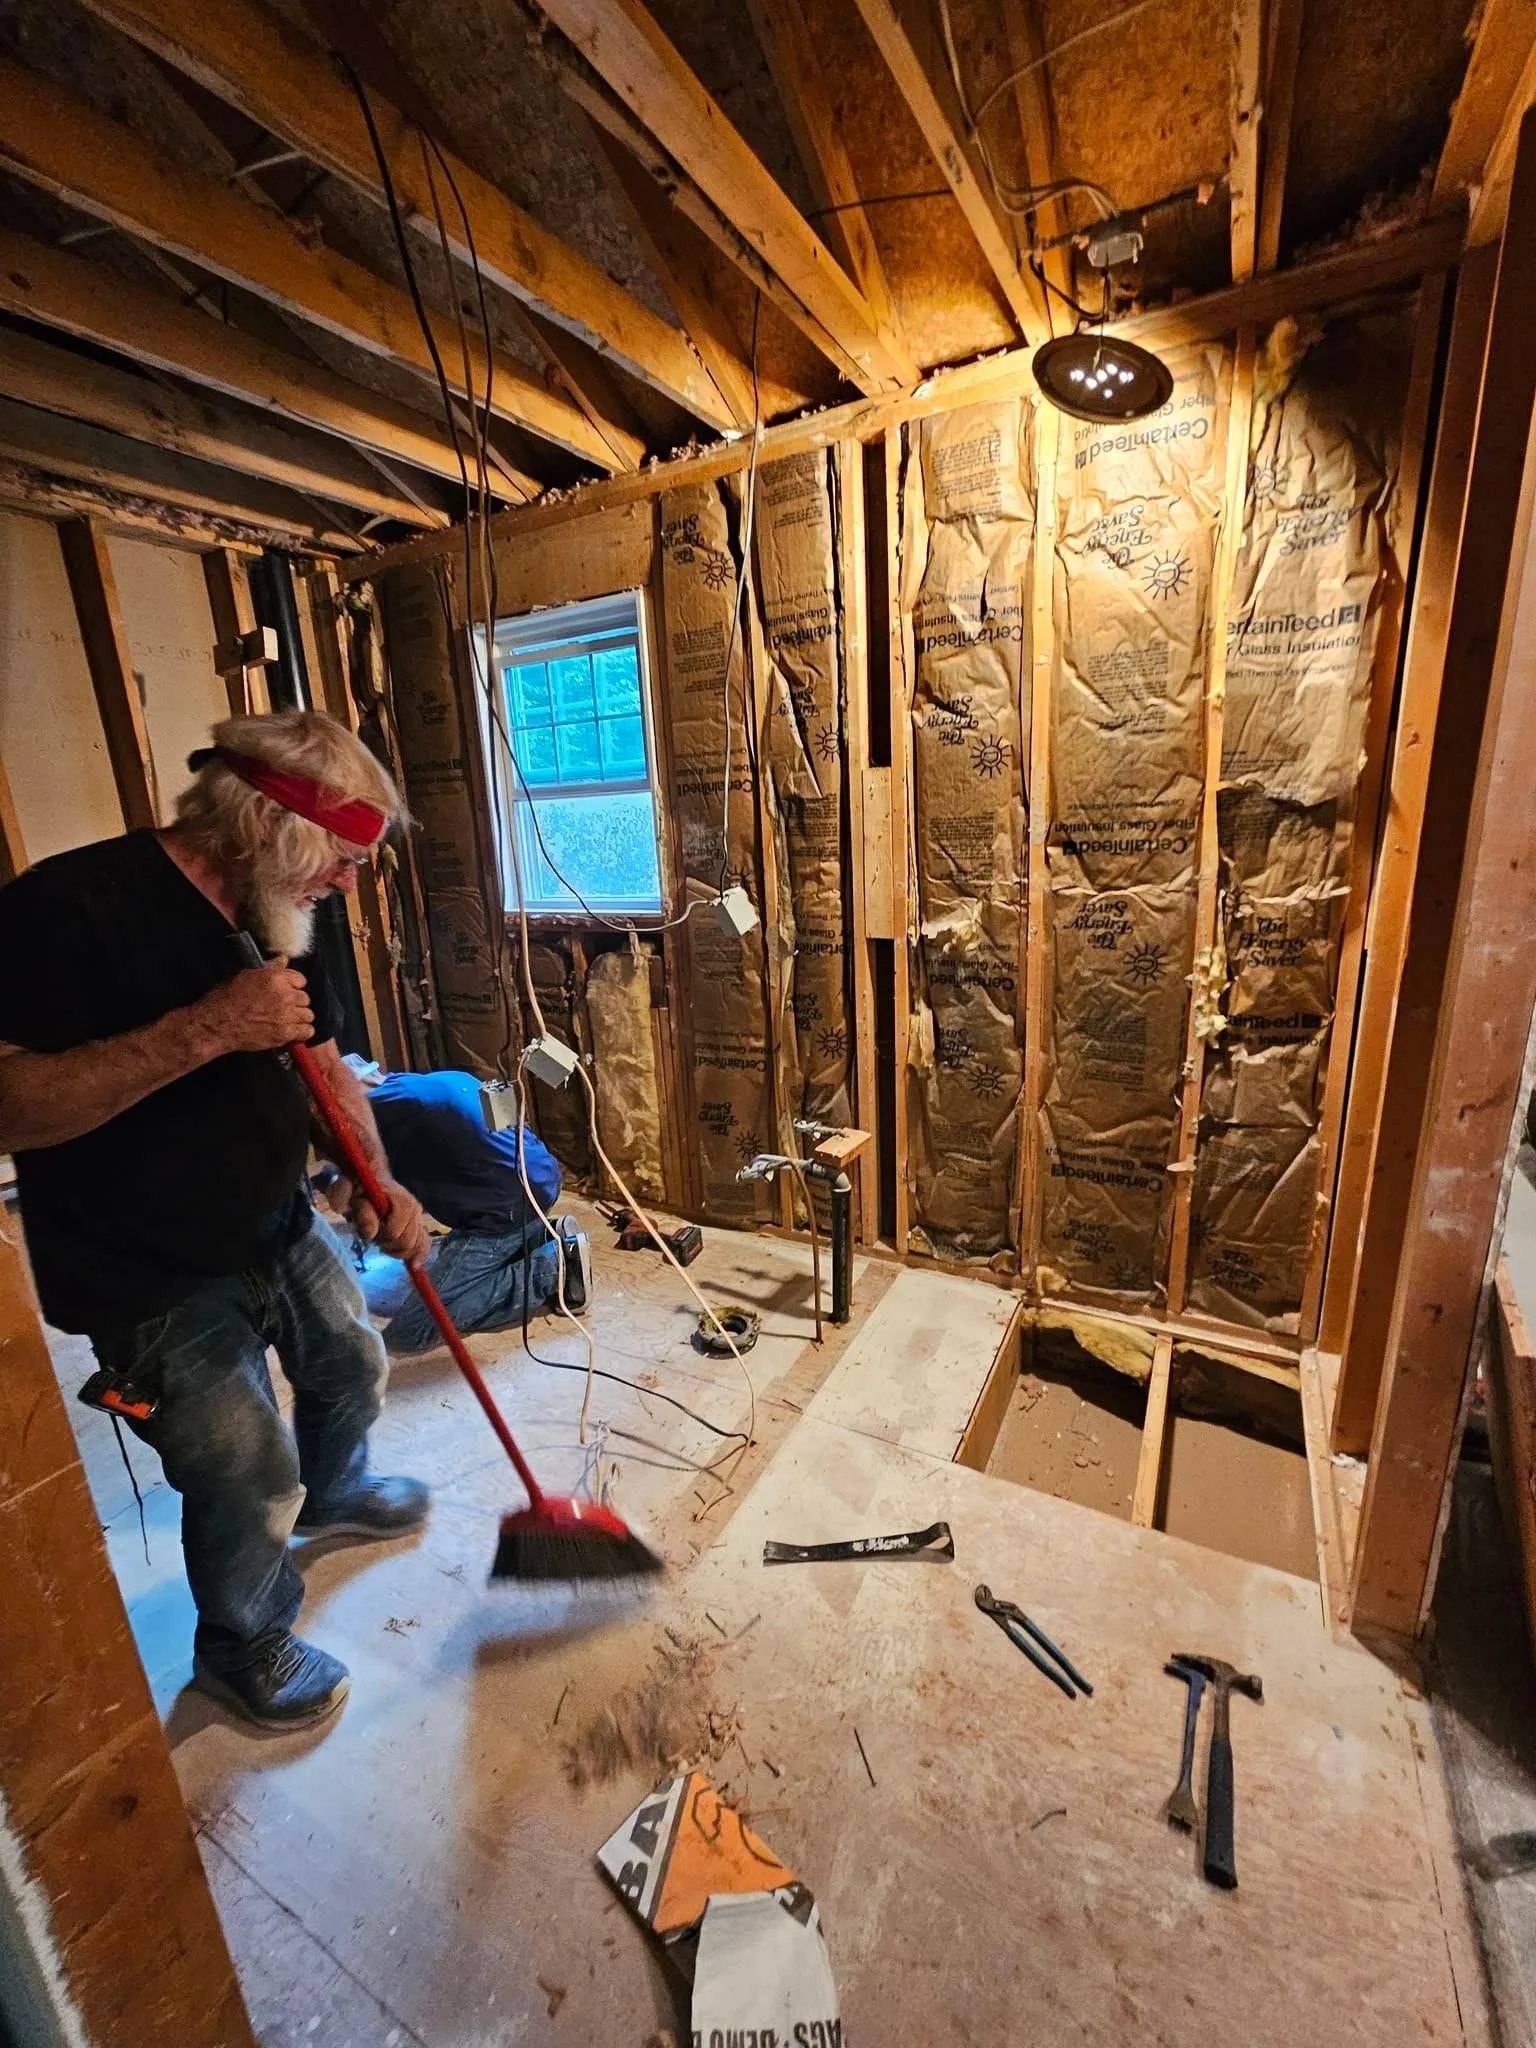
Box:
[607,1210,704,1266]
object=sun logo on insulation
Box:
[1144,552,1192,601]
[815,723,840,763]
[1127,942,1166,986]
[734,1128,761,1166]
[966,1060,1004,1101]
[971,735,1009,779]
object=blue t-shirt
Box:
[369,1070,561,1232]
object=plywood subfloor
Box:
[54,1221,1489,2047]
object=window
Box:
[477,591,666,917]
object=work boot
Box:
[194,1633,350,1730]
[295,1474,430,1539]
[553,1215,592,1313]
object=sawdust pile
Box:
[562,1632,716,1792]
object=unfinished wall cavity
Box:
[1040,345,1229,1303]
[1189,312,1408,1330]
[585,943,665,1201]
[902,399,1034,1260]
[659,482,774,1224]
[753,447,852,1138]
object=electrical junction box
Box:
[714,885,760,937]
[524,1034,581,1091]
[479,1079,519,1134]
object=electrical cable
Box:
[717,290,764,899]
[966,0,1167,134]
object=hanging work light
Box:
[1032,331,1173,423]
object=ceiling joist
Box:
[1228,0,1265,283]
[1434,0,1536,211]
[845,0,1050,343]
[0,58,619,472]
[998,0,1072,335]
[1255,0,1304,274]
[74,0,730,431]
[537,0,917,394]
[0,324,447,528]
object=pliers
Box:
[974,1584,1094,1701]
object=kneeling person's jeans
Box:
[360,1219,559,1353]
[90,1220,387,1673]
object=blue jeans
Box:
[359,1220,559,1353]
[91,1220,387,1673]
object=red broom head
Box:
[491,1494,665,1583]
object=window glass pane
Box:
[514,791,662,912]
[514,726,558,787]
[550,654,595,722]
[555,718,602,782]
[600,714,646,780]
[507,661,549,726]
[593,643,641,717]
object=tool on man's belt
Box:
[763,1520,955,1566]
[232,931,662,1586]
[1163,1659,1207,1833]
[975,1584,1094,1701]
[607,1207,703,1266]
[1169,1652,1263,1888]
[77,1367,158,1423]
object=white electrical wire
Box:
[512,1061,598,1438]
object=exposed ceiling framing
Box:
[0,0,1513,554]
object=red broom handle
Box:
[287,1036,546,1509]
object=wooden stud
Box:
[1255,0,1303,273]
[838,439,882,1244]
[1299,1343,1358,1631]
[1020,398,1058,1284]
[885,427,914,1252]
[846,0,1050,343]
[1297,273,1446,1342]
[0,748,26,884]
[1320,251,1498,1374]
[1468,36,1536,245]
[743,547,795,1231]
[999,0,1073,334]
[77,0,727,429]
[0,324,444,530]
[1485,1256,1536,1658]
[1433,0,1536,211]
[539,0,915,392]
[338,218,1468,589]
[1228,0,1265,284]
[202,546,270,717]
[1131,1334,1175,1526]
[747,0,907,354]
[0,226,525,505]
[1351,409,1536,1639]
[955,1298,1026,1469]
[0,59,617,471]
[57,516,159,831]
[1165,335,1255,1314]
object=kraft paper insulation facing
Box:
[526,939,594,1177]
[902,399,1034,1260]
[659,483,775,1224]
[585,945,665,1202]
[1189,312,1409,1330]
[753,449,852,1137]
[379,562,515,1078]
[1040,345,1229,1303]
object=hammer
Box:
[1170,1654,1263,1889]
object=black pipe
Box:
[248,550,310,712]
[830,1173,852,1326]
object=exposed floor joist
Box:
[0,324,447,528]
[74,0,728,432]
[845,0,1050,342]
[1433,0,1536,213]
[0,59,622,472]
[538,0,916,393]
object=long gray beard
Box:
[248,882,316,961]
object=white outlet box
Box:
[524,1034,581,1090]
[714,885,759,937]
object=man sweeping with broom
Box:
[0,710,432,1731]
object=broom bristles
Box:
[491,1499,665,1583]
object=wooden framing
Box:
[0,59,616,471]
[56,515,159,831]
[744,546,796,1231]
[1349,112,1536,1636]
[1485,1256,1536,1660]
[1433,0,1536,214]
[1467,35,1536,245]
[1020,398,1057,1282]
[0,226,525,505]
[202,547,272,718]
[837,438,883,1243]
[0,750,26,885]
[539,0,915,392]
[0,323,445,530]
[340,217,1466,588]
[77,0,729,430]
[884,427,914,1251]
[1295,274,1446,1342]
[1164,335,1254,1314]
[1131,1334,1175,1526]
[846,0,1049,342]
[1228,0,1265,283]
[747,0,907,353]
[999,0,1073,331]
[1255,0,1303,273]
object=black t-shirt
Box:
[0,831,340,1335]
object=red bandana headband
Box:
[206,747,386,847]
